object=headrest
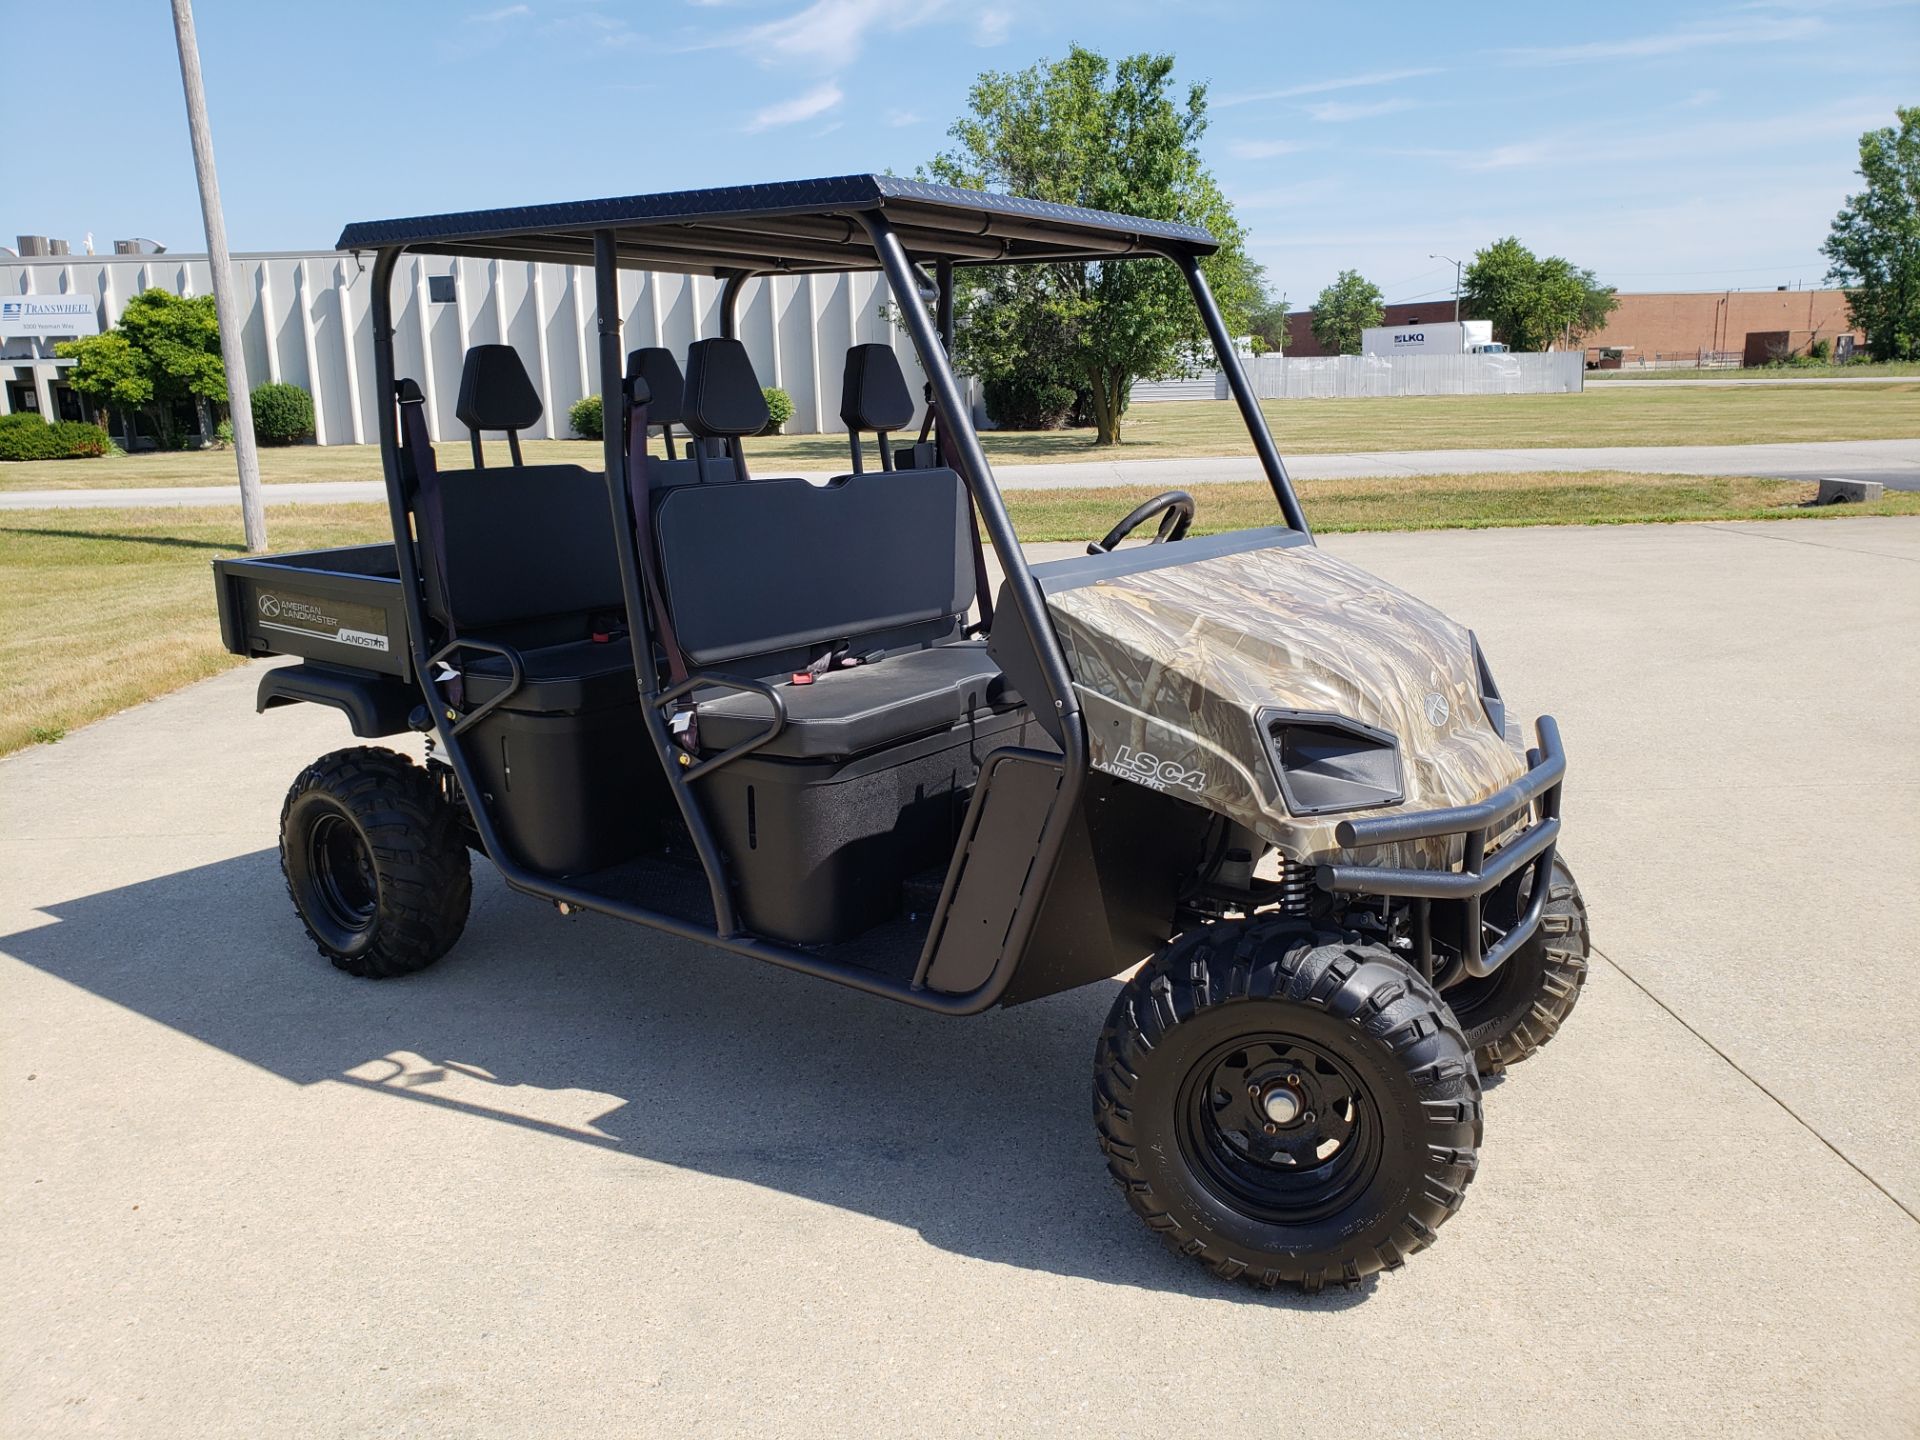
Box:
[681,338,768,439]
[839,343,914,433]
[455,344,542,433]
[626,347,685,427]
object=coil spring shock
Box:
[1277,856,1312,919]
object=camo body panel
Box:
[1047,541,1533,870]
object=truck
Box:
[1362,319,1507,355]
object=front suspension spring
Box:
[1277,857,1312,918]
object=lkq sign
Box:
[0,295,101,339]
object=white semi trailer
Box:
[1362,319,1506,355]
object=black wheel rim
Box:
[1177,1034,1384,1226]
[307,812,377,935]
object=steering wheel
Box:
[1087,490,1196,555]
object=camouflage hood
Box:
[1046,539,1531,865]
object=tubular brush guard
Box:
[1313,716,1565,980]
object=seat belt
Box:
[625,381,698,751]
[398,381,464,707]
[923,386,996,635]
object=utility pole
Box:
[1430,253,1463,323]
[171,0,266,552]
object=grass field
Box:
[4,381,1916,490]
[5,479,1916,755]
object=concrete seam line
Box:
[1592,943,1920,1228]
[1698,522,1920,565]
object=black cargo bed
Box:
[213,544,409,677]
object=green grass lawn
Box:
[4,381,1916,490]
[5,477,1916,755]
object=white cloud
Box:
[1683,88,1721,107]
[711,0,952,66]
[887,109,923,127]
[1217,67,1442,108]
[974,7,1010,45]
[1307,98,1418,123]
[743,80,845,132]
[1229,138,1310,159]
[1501,15,1820,65]
[466,3,529,20]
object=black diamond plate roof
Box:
[334,173,1218,274]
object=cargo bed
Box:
[214,544,410,677]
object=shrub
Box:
[760,387,793,436]
[250,382,314,445]
[983,374,1077,430]
[0,413,111,461]
[569,393,603,440]
[1810,338,1832,363]
[214,417,234,447]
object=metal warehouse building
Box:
[1,246,928,445]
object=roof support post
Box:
[592,229,740,935]
[1168,249,1312,539]
[858,211,1082,736]
[718,270,750,341]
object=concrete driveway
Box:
[3,518,1916,1437]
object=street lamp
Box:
[1430,253,1462,324]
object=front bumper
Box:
[1314,716,1565,980]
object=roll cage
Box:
[342,173,1312,1013]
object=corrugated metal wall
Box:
[1131,352,1584,402]
[1,251,930,442]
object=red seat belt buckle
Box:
[790,671,815,686]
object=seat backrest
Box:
[654,468,971,672]
[625,345,699,487]
[455,344,542,468]
[421,464,623,641]
[681,338,768,483]
[839,343,915,474]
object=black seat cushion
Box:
[461,636,635,711]
[697,643,1012,757]
[840,343,914,433]
[455,344,543,433]
[655,469,971,668]
[681,338,768,438]
[425,464,622,633]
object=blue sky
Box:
[6,0,1915,306]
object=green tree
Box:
[1238,258,1290,354]
[1310,270,1384,355]
[1823,107,1920,362]
[1461,238,1617,352]
[929,46,1256,444]
[57,288,226,447]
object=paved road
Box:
[3,519,1917,1437]
[6,437,1919,509]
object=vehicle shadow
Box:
[2,850,1373,1309]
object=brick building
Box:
[1283,288,1863,365]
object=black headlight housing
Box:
[1469,632,1506,735]
[1260,709,1404,817]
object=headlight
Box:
[1260,709,1404,817]
[1469,632,1506,736]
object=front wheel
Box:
[1095,923,1482,1291]
[280,747,471,978]
[1443,857,1590,1073]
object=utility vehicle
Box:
[213,176,1589,1290]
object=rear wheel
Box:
[1444,857,1589,1073]
[280,747,471,978]
[1095,922,1482,1291]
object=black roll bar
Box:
[1167,250,1312,540]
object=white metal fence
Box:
[1,251,928,443]
[1131,351,1584,403]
